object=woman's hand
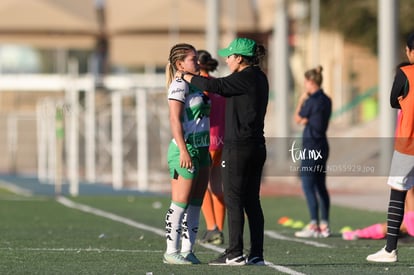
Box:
[298,92,309,104]
[179,149,193,169]
[294,92,310,125]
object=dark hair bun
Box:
[316,65,323,73]
[197,50,218,72]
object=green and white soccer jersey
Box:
[168,78,211,148]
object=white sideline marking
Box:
[265,230,333,248]
[57,196,306,275]
[56,196,165,236]
[0,247,164,253]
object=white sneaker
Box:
[319,225,331,238]
[163,252,192,264]
[295,223,319,238]
[181,251,201,264]
[366,246,397,262]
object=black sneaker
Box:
[246,256,265,266]
[209,252,246,266]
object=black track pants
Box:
[222,142,266,258]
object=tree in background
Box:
[319,0,414,58]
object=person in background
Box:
[197,50,226,245]
[179,37,269,266]
[293,65,332,238]
[163,43,211,265]
[367,32,414,263]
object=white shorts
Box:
[387,150,414,191]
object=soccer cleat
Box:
[163,252,193,264]
[366,246,398,262]
[199,228,224,245]
[209,252,246,266]
[181,251,201,264]
[294,223,320,238]
[246,256,265,266]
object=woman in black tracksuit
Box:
[180,37,269,266]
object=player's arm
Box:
[294,92,309,125]
[168,99,192,169]
[390,68,408,109]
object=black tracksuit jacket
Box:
[190,65,269,145]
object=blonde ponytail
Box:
[165,62,174,89]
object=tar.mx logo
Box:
[289,140,323,163]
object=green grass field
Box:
[1,186,414,274]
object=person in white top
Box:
[163,43,211,265]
